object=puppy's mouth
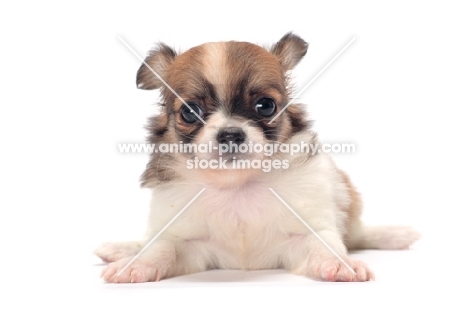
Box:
[217,148,251,162]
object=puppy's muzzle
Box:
[217,127,246,145]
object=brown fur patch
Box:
[161,45,220,142]
[226,42,286,106]
[286,104,311,135]
[140,153,179,187]
[145,114,169,143]
[140,114,180,187]
[270,32,308,71]
[137,43,177,90]
[340,170,364,245]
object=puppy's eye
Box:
[255,98,276,117]
[180,102,203,124]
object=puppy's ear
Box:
[136,43,177,90]
[271,33,308,71]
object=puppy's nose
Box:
[217,127,246,144]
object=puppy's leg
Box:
[101,240,176,283]
[284,232,374,282]
[276,165,373,281]
[94,241,142,263]
[101,239,220,283]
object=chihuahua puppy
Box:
[95,33,420,282]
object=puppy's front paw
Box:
[101,257,169,283]
[310,257,374,282]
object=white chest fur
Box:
[144,153,349,268]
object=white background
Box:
[1,0,467,310]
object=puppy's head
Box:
[139,33,311,185]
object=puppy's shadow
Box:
[166,269,295,283]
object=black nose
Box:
[217,127,246,144]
